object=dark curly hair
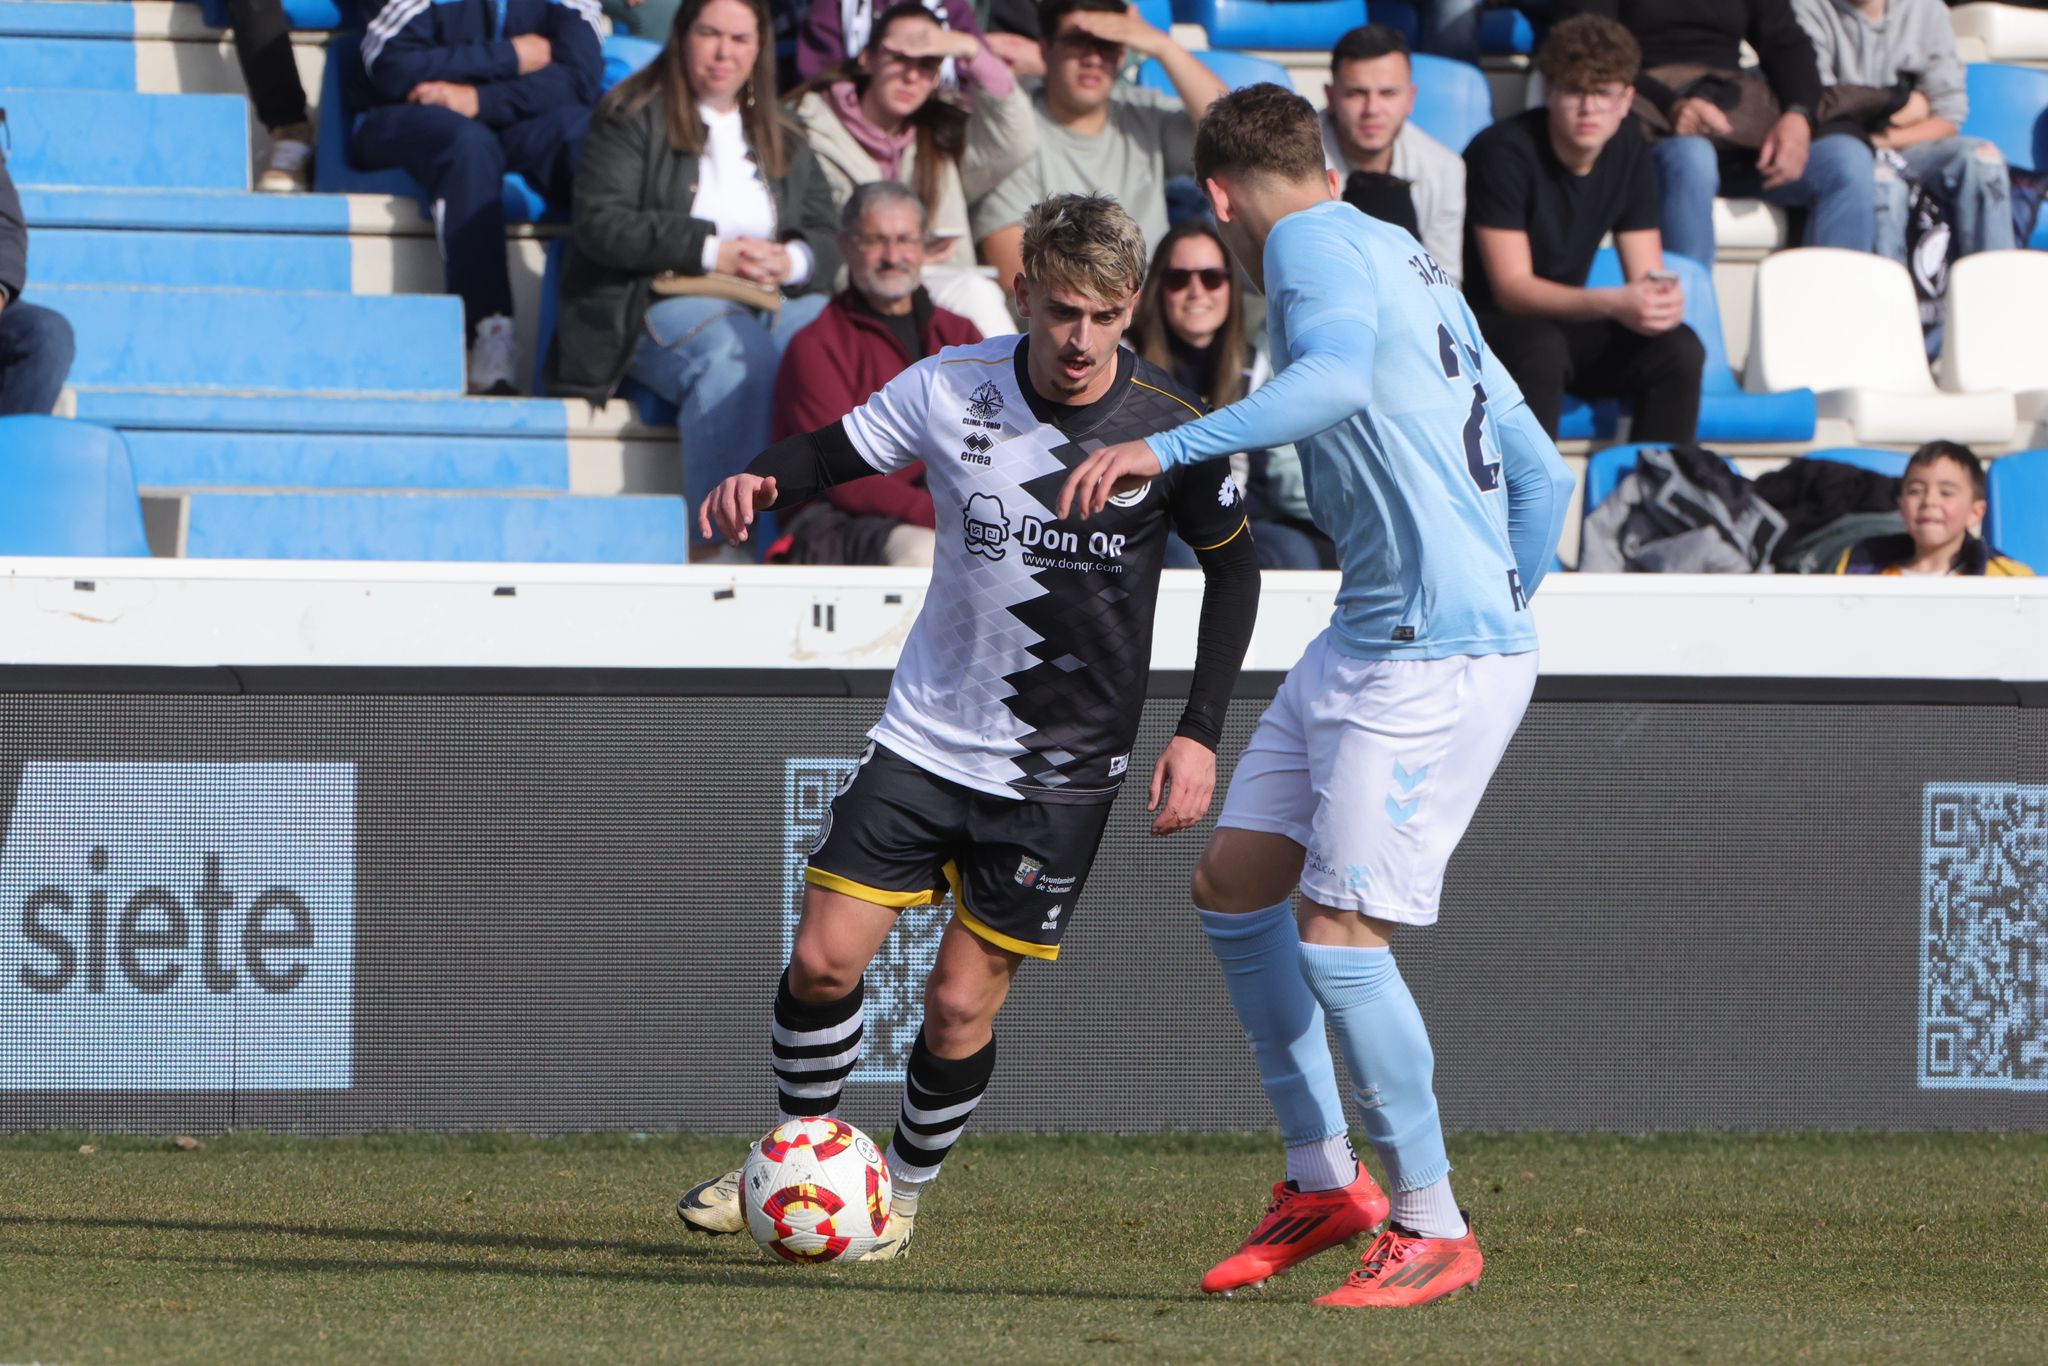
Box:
[1535,13,1640,92]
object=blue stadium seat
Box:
[1962,63,2048,248]
[193,0,345,29]
[1477,6,1536,55]
[1581,442,1742,514]
[314,34,552,223]
[0,417,152,557]
[602,34,663,91]
[1802,448,1909,478]
[1192,0,1367,51]
[1985,448,2048,568]
[1138,50,1294,93]
[1560,249,1817,444]
[1409,52,1492,153]
[1365,1,1419,46]
[1134,0,1176,32]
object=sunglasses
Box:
[1162,267,1230,292]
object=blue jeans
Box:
[628,291,830,550]
[0,302,76,416]
[1653,133,1876,265]
[1876,136,2015,264]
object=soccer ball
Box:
[742,1117,892,1264]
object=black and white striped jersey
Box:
[841,334,1248,805]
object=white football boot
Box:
[675,1165,745,1235]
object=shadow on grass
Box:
[0,1214,1190,1304]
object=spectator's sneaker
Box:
[1314,1214,1483,1308]
[1200,1167,1390,1295]
[467,314,519,396]
[257,123,313,193]
[855,1192,917,1261]
[675,1165,745,1235]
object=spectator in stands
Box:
[1557,0,1876,263]
[545,0,841,564]
[355,0,602,394]
[800,0,1046,84]
[1127,221,1328,570]
[1322,23,1466,282]
[227,0,317,192]
[1792,0,2014,271]
[1836,441,2034,575]
[1463,15,1705,441]
[971,0,1227,293]
[791,0,1035,337]
[0,150,74,416]
[770,182,982,565]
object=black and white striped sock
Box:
[885,1030,996,1195]
[770,970,864,1118]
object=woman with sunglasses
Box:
[1130,222,1334,571]
[546,0,841,563]
[790,0,1035,337]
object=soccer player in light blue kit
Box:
[1061,84,1574,1308]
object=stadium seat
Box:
[1365,2,1419,46]
[313,34,552,223]
[602,34,664,92]
[1560,250,1817,445]
[1191,0,1367,51]
[0,417,152,557]
[1985,448,2048,568]
[1477,6,1537,55]
[1951,5,2048,63]
[1138,50,1294,93]
[1579,443,1741,515]
[193,0,344,28]
[1801,448,1909,478]
[1744,248,2015,444]
[1940,251,2048,423]
[1961,63,2048,249]
[1409,53,1491,153]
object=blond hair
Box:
[1020,194,1148,305]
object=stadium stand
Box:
[1408,50,1490,152]
[1137,47,1292,92]
[1940,249,2048,428]
[1961,61,2048,249]
[1801,447,1911,478]
[0,415,152,555]
[1951,2,2048,62]
[1744,248,2016,446]
[1986,446,2048,569]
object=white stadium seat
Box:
[1941,251,2048,425]
[1713,199,1790,255]
[1744,248,2016,444]
[1950,3,2048,61]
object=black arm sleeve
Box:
[1176,526,1260,749]
[744,420,878,509]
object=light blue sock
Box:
[1198,903,1350,1172]
[1296,942,1453,1204]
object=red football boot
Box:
[1314,1214,1483,1308]
[1200,1167,1390,1295]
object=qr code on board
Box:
[1919,784,2048,1090]
[784,758,947,1083]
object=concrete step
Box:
[2,86,248,189]
[35,226,354,290]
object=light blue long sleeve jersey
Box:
[1148,199,1576,662]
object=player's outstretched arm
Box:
[696,421,877,544]
[1150,522,1259,834]
[1496,398,1577,597]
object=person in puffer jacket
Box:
[355,0,603,393]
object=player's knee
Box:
[922,974,997,1048]
[1191,856,1261,915]
[786,942,862,1002]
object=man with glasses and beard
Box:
[770,181,985,565]
[1462,13,1705,443]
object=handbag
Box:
[649,270,783,313]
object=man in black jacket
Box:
[0,148,75,416]
[1557,0,1875,264]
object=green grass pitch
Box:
[2,1130,2044,1364]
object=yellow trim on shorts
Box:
[805,866,943,909]
[1129,378,1205,420]
[942,860,1061,961]
[1187,516,1249,553]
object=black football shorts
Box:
[804,744,1114,961]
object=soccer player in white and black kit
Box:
[677,193,1259,1259]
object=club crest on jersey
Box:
[1106,480,1152,508]
[964,493,1010,561]
[966,381,1005,422]
[960,432,993,466]
[1218,477,1243,508]
[1013,855,1044,888]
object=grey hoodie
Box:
[1790,0,1968,125]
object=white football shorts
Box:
[1217,633,1538,925]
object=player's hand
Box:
[1670,96,1732,140]
[699,473,778,544]
[1057,439,1164,521]
[1148,736,1216,836]
[511,33,553,74]
[1757,111,1811,190]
